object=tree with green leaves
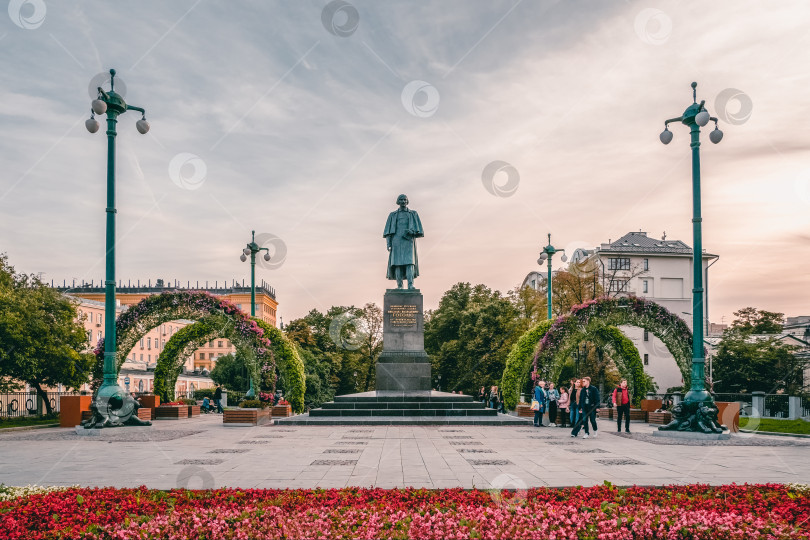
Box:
[713,307,800,394]
[209,353,250,392]
[0,254,94,414]
[425,283,521,395]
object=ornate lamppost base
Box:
[80,383,152,429]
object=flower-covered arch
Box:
[501,296,692,409]
[91,291,271,391]
[153,316,306,413]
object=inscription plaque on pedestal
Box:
[376,289,431,394]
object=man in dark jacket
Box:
[213,385,224,413]
[572,376,600,438]
[580,376,600,438]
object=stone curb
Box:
[0,423,60,432]
[739,429,810,439]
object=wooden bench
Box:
[223,407,271,426]
[648,411,672,425]
[155,405,188,420]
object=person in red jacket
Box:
[612,379,631,433]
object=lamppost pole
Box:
[538,233,567,320]
[83,69,150,427]
[658,82,725,433]
[240,230,270,398]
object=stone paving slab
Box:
[1,415,808,489]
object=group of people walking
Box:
[532,377,633,438]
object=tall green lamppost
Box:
[82,69,151,428]
[537,233,567,320]
[658,82,726,434]
[240,230,271,398]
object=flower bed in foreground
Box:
[1,483,808,539]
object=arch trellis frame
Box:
[91,291,272,393]
[501,296,693,409]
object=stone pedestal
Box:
[375,289,431,395]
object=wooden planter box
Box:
[223,407,271,426]
[138,395,160,409]
[60,395,92,428]
[515,404,534,418]
[716,401,740,433]
[640,399,662,413]
[155,405,188,420]
[187,405,201,417]
[648,411,672,425]
[597,408,613,419]
[271,404,292,417]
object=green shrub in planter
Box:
[239,399,267,409]
[179,397,197,405]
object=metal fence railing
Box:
[764,394,790,419]
[712,393,754,416]
[801,395,810,418]
[0,392,79,418]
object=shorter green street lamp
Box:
[537,233,567,320]
[240,230,270,398]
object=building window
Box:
[87,330,92,343]
[644,330,649,341]
[140,338,144,349]
[210,353,215,359]
[138,380,144,392]
[643,258,649,271]
[199,352,205,359]
[140,354,143,362]
[148,354,151,362]
[644,354,649,365]
[98,330,103,341]
[218,341,223,348]
[642,280,649,294]
[609,279,629,293]
[608,258,631,270]
[147,337,151,349]
[132,353,135,361]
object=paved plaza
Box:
[1,415,808,490]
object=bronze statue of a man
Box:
[383,194,424,289]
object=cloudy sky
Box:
[1,0,809,324]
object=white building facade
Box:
[572,231,719,393]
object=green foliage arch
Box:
[92,291,271,392]
[502,296,693,410]
[253,319,306,414]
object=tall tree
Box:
[0,254,94,414]
[209,352,250,392]
[713,307,800,394]
[425,283,521,395]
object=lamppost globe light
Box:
[91,99,107,115]
[135,118,150,134]
[561,253,568,263]
[85,117,100,133]
[659,128,673,145]
[538,252,548,261]
[709,127,724,144]
[243,248,251,256]
[263,252,271,261]
[240,254,247,262]
[695,110,711,127]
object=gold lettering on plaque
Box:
[387,304,418,327]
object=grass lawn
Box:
[740,417,810,435]
[0,414,59,430]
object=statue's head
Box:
[397,194,408,207]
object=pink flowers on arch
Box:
[0,484,807,539]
